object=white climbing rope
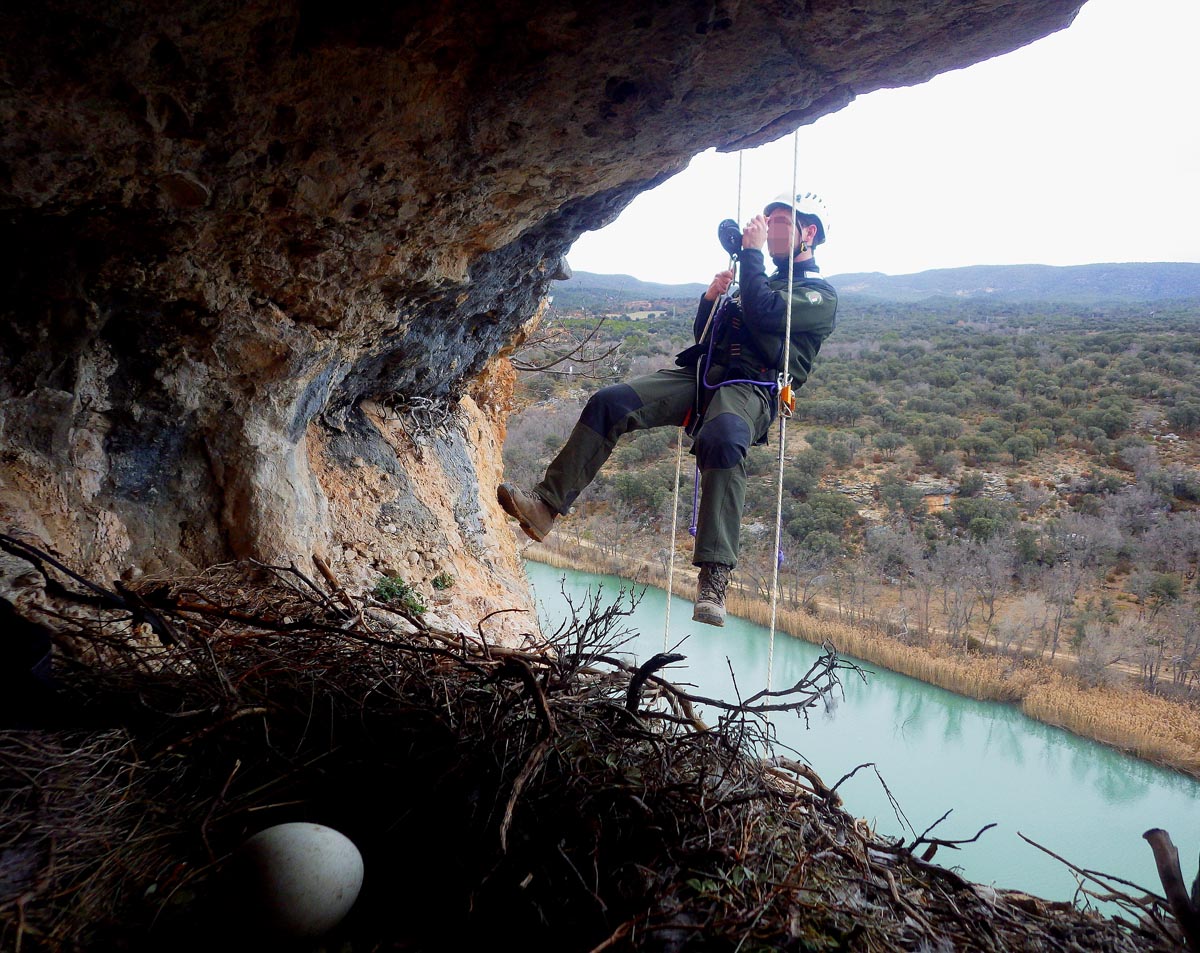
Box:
[766,129,802,697]
[664,424,686,650]
[736,149,744,232]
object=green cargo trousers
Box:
[535,366,774,568]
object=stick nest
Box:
[0,538,1187,952]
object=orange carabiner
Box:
[779,384,795,416]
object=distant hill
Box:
[558,262,1200,306]
[555,271,707,302]
[832,262,1200,303]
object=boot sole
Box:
[692,605,725,627]
[497,485,549,542]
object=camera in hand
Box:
[717,219,742,259]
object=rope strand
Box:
[736,151,743,231]
[664,425,686,650]
[766,129,802,699]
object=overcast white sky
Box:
[567,0,1199,283]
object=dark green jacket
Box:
[689,247,838,387]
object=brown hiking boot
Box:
[693,562,732,627]
[498,483,558,542]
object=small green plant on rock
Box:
[432,571,455,591]
[372,575,426,615]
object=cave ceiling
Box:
[0,0,1085,572]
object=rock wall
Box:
[0,0,1083,640]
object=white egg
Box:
[233,822,364,938]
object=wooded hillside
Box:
[506,280,1200,706]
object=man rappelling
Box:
[499,193,838,627]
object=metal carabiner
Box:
[777,373,795,417]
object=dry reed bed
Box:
[526,539,1200,781]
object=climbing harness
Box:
[684,293,788,538]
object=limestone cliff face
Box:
[0,0,1082,640]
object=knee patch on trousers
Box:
[579,383,643,438]
[695,413,751,470]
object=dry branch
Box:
[1143,828,1200,950]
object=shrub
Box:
[1168,467,1200,502]
[875,432,905,460]
[932,452,960,478]
[1002,435,1035,464]
[913,436,938,465]
[957,472,985,498]
[614,470,668,511]
[1148,572,1182,608]
[959,434,999,465]
[967,516,1005,542]
[805,430,831,452]
[784,492,860,545]
[944,496,1017,535]
[1166,399,1200,434]
[827,433,859,468]
[373,575,427,615]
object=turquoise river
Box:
[525,560,1200,907]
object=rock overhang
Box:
[0,0,1085,631]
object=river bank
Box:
[524,536,1200,780]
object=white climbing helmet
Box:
[764,192,829,245]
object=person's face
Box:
[766,208,809,257]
